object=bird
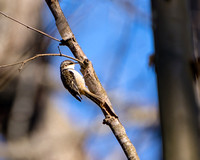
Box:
[60,60,99,102]
[60,60,118,118]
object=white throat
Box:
[64,64,75,70]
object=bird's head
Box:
[60,60,77,70]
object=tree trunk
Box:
[151,0,200,160]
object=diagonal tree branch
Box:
[45,0,139,159]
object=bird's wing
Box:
[61,69,82,101]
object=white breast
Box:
[69,69,85,88]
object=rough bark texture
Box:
[45,0,139,159]
[151,0,200,160]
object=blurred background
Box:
[0,0,199,160]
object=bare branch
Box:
[103,117,140,160]
[45,0,139,159]
[0,53,83,71]
[45,0,117,118]
[0,11,61,42]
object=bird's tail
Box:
[83,89,118,118]
[84,89,102,105]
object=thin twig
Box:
[0,53,83,71]
[0,11,61,42]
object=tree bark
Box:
[151,0,200,160]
